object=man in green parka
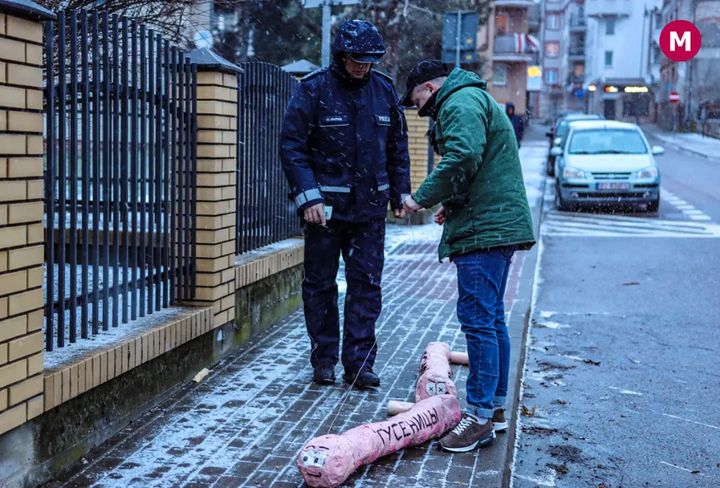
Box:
[401,60,535,453]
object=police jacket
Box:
[280,64,411,222]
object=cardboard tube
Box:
[297,395,462,488]
[450,351,469,365]
[387,400,414,416]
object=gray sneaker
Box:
[492,408,509,432]
[439,413,496,452]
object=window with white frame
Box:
[604,50,613,67]
[493,63,508,86]
[606,19,616,35]
[545,42,560,57]
[547,13,561,30]
[544,68,559,85]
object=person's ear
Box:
[424,82,435,94]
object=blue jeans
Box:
[453,246,515,419]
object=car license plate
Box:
[597,182,630,190]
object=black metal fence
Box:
[236,62,300,254]
[44,10,197,351]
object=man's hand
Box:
[393,208,406,219]
[434,206,446,225]
[303,203,326,225]
[403,196,423,214]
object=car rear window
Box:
[568,129,648,155]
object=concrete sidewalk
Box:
[50,138,547,488]
[643,124,720,160]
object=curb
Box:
[643,128,713,160]
[502,169,548,488]
[660,140,710,160]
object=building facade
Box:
[483,0,542,115]
[658,0,720,134]
[537,0,588,120]
[583,0,662,120]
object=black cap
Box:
[401,59,449,107]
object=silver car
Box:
[551,121,664,212]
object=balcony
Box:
[494,0,535,7]
[569,46,586,60]
[528,4,541,32]
[493,34,533,63]
[569,14,587,31]
[567,74,585,86]
[586,0,632,18]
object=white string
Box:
[325,338,378,435]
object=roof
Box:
[0,0,55,20]
[282,59,320,75]
[187,48,244,74]
[568,120,640,131]
[563,113,602,121]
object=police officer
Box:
[280,20,411,388]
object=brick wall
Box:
[405,108,435,192]
[0,11,46,436]
[193,70,238,328]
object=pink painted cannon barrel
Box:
[297,395,462,488]
[416,342,458,402]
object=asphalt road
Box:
[510,127,720,487]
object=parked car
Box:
[545,111,584,143]
[551,121,664,212]
[546,113,603,176]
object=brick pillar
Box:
[187,49,242,328]
[0,2,55,436]
[405,108,437,191]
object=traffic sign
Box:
[442,11,479,66]
[669,90,681,104]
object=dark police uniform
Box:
[280,20,410,378]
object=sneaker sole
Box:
[493,421,509,432]
[440,430,496,453]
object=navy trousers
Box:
[302,218,385,373]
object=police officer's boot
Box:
[312,365,336,385]
[343,367,380,389]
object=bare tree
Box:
[36,0,200,42]
[347,0,492,85]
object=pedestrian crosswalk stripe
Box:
[662,189,713,222]
[542,211,720,238]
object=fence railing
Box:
[236,62,300,254]
[44,9,197,351]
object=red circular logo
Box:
[659,20,702,62]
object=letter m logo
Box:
[670,31,692,52]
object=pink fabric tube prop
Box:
[297,394,462,488]
[416,342,458,402]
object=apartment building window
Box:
[493,64,508,86]
[544,68,559,85]
[606,19,616,35]
[545,42,560,58]
[605,50,613,67]
[547,13,561,30]
[496,13,509,34]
